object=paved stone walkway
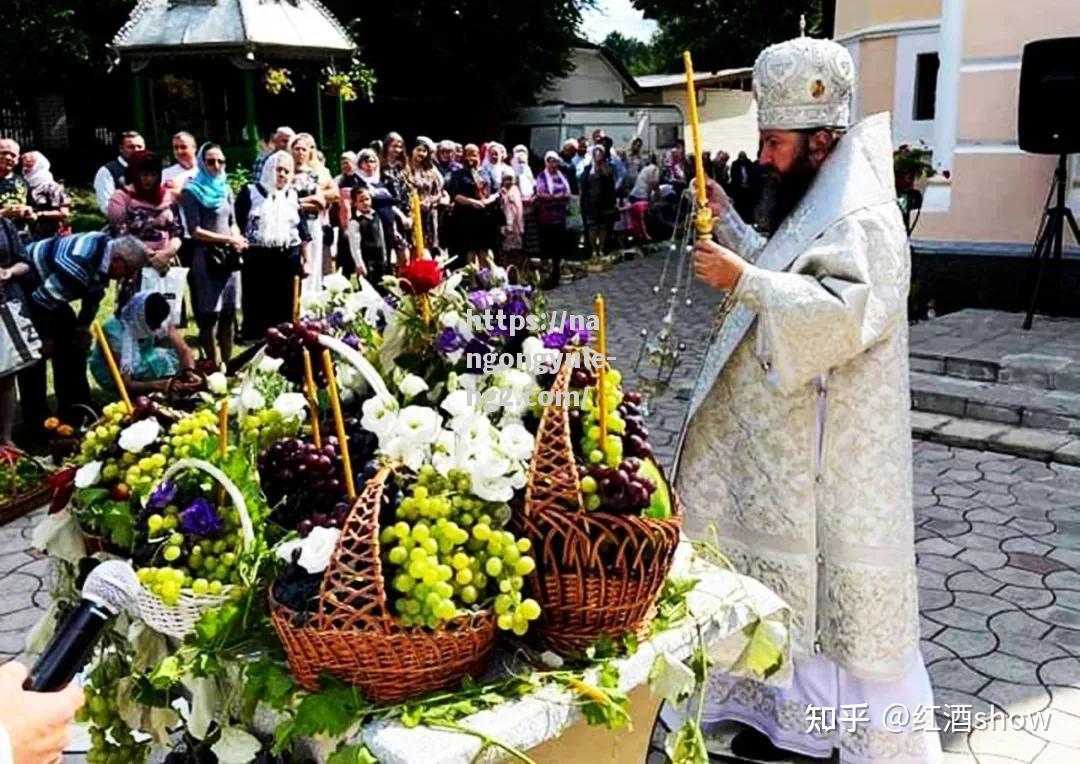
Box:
[2,253,1080,763]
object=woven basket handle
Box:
[524,358,585,518]
[157,458,255,553]
[315,465,394,631]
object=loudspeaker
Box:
[1019,37,1080,154]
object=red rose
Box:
[49,466,77,515]
[399,258,443,295]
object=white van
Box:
[503,103,685,159]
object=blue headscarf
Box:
[183,143,230,210]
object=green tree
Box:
[632,0,823,72]
[601,31,658,76]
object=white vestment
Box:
[674,113,941,763]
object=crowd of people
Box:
[0,124,760,450]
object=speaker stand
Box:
[1023,153,1080,330]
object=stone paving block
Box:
[990,610,1055,640]
[1029,606,1080,630]
[918,537,966,557]
[911,410,956,436]
[1052,440,1080,468]
[947,357,1000,382]
[1047,547,1080,569]
[1044,571,1080,590]
[930,658,992,694]
[926,605,993,633]
[968,401,1023,425]
[996,633,1067,663]
[921,588,955,611]
[968,728,1047,762]
[1000,537,1054,556]
[996,586,1055,610]
[1007,518,1056,536]
[1046,685,1080,718]
[955,551,1008,573]
[1045,626,1080,652]
[935,420,1012,451]
[979,678,1052,712]
[1006,553,1070,575]
[932,627,998,659]
[967,654,1042,685]
[952,591,1013,616]
[991,428,1073,461]
[1022,411,1078,432]
[911,355,946,374]
[985,566,1050,589]
[920,554,977,575]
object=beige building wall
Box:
[835,0,941,38]
[661,87,759,159]
[856,37,898,117]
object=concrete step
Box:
[910,371,1080,435]
[909,346,1080,392]
[911,411,1080,465]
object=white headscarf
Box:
[22,151,55,190]
[256,151,297,248]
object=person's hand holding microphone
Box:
[0,661,85,764]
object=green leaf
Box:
[665,719,709,764]
[328,744,380,764]
[740,619,783,680]
[291,682,367,740]
[211,726,263,764]
[149,655,183,690]
[648,652,696,705]
[244,659,298,717]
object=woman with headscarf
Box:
[179,142,246,367]
[289,133,338,293]
[498,167,526,275]
[89,291,195,396]
[479,143,511,200]
[447,144,500,269]
[511,145,536,199]
[355,148,400,263]
[405,138,444,260]
[20,151,70,241]
[235,150,310,342]
[580,145,617,258]
[332,151,360,277]
[534,151,571,288]
[107,149,182,310]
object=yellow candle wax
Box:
[292,275,301,323]
[92,322,132,413]
[683,50,713,238]
[411,190,425,258]
[321,350,356,500]
[302,348,322,448]
[594,293,608,445]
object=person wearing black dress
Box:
[446,144,500,268]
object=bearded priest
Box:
[668,34,943,764]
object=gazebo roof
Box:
[112,0,354,60]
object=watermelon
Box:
[638,458,672,519]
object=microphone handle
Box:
[24,600,112,692]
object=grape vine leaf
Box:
[665,719,709,764]
[648,652,696,705]
[243,659,298,718]
[328,744,380,764]
[739,619,783,680]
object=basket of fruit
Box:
[133,458,256,640]
[0,447,53,525]
[270,465,508,702]
[520,357,681,653]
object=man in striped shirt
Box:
[17,232,146,436]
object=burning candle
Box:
[321,350,356,500]
[91,322,132,413]
[302,348,322,448]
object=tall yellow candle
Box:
[683,51,714,239]
[292,275,301,323]
[302,348,322,449]
[218,399,229,506]
[594,293,608,445]
[91,322,132,413]
[321,350,356,500]
[410,190,425,259]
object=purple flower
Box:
[343,334,362,350]
[436,327,466,354]
[327,309,347,329]
[506,285,533,299]
[567,325,592,346]
[468,291,492,311]
[505,296,528,317]
[180,498,224,537]
[477,267,492,286]
[148,480,178,510]
[542,329,567,349]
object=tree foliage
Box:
[601,31,658,76]
[631,0,823,73]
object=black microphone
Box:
[25,560,141,692]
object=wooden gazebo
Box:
[111,0,355,162]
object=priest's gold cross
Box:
[683,51,713,240]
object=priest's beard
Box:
[765,142,819,234]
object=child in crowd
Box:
[346,187,388,287]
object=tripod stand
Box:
[1024,152,1080,329]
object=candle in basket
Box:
[218,399,229,506]
[321,349,356,500]
[683,50,713,239]
[302,348,322,448]
[410,190,425,259]
[91,322,132,414]
[594,293,607,444]
[292,275,301,322]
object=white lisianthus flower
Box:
[276,526,341,574]
[441,310,462,329]
[300,291,328,312]
[441,271,464,294]
[396,406,442,444]
[452,413,493,450]
[118,418,161,453]
[272,393,307,420]
[488,288,507,305]
[74,460,103,488]
[499,422,535,462]
[347,282,385,325]
[337,364,360,393]
[361,396,399,440]
[323,272,351,294]
[440,389,473,419]
[521,336,559,376]
[206,372,228,395]
[239,385,265,412]
[257,356,284,374]
[509,468,527,490]
[399,374,429,400]
[471,472,514,502]
[383,436,429,470]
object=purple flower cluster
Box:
[327,309,347,329]
[436,327,467,354]
[180,498,224,537]
[342,334,362,350]
[148,480,178,510]
[542,319,591,350]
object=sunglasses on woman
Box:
[205,158,226,167]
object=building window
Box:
[913,52,939,121]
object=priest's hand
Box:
[693,238,744,292]
[705,178,731,219]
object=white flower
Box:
[348,278,386,324]
[323,272,351,294]
[488,287,507,305]
[441,271,464,294]
[276,526,341,574]
[74,460,103,488]
[441,310,463,329]
[399,374,429,400]
[383,436,429,470]
[452,412,493,450]
[440,389,473,419]
[239,385,265,412]
[118,418,161,453]
[361,396,399,440]
[206,372,228,395]
[272,393,307,420]
[499,423,534,462]
[301,291,328,312]
[396,406,442,444]
[257,356,284,374]
[522,336,559,376]
[472,472,514,502]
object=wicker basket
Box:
[520,359,682,654]
[0,451,53,526]
[137,459,256,640]
[270,466,497,702]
